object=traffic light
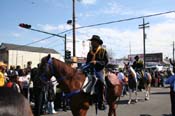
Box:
[65,50,71,59]
[19,23,31,29]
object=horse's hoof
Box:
[98,103,106,110]
[128,100,131,104]
[145,97,149,101]
[135,99,138,103]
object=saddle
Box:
[106,72,122,97]
[80,64,99,95]
[81,72,98,95]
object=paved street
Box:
[42,87,172,116]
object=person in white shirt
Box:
[117,69,128,96]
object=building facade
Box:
[0,43,64,68]
[128,53,163,63]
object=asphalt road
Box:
[42,87,172,116]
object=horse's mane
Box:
[52,58,86,91]
[52,58,76,78]
[40,55,86,92]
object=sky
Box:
[1,0,175,59]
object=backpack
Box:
[6,81,18,92]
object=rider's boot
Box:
[98,82,106,110]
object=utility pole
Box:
[64,34,67,60]
[139,18,149,69]
[72,0,76,57]
[129,41,131,61]
[173,41,175,62]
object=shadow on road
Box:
[117,98,147,105]
[151,92,169,95]
[140,114,152,116]
[117,100,128,105]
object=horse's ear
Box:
[127,62,129,65]
[46,54,51,61]
[48,54,51,58]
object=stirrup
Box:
[82,75,97,94]
[90,77,98,95]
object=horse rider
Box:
[86,35,108,110]
[132,55,145,90]
[132,55,144,73]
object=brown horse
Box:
[38,54,90,116]
[105,70,123,116]
[38,54,123,116]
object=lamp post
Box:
[72,0,76,57]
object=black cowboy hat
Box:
[135,55,139,60]
[89,35,103,45]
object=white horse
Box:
[124,62,152,103]
[123,62,138,104]
[138,71,152,100]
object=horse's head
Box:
[123,62,130,71]
[38,54,54,81]
[123,62,133,76]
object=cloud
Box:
[37,24,72,32]
[74,17,175,59]
[81,0,96,5]
[164,13,175,19]
[12,32,21,37]
[35,10,175,59]
[102,2,123,15]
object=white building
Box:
[0,43,64,68]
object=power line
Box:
[25,35,54,46]
[20,10,175,46]
[75,10,175,30]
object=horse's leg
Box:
[148,78,152,98]
[80,109,88,116]
[79,101,90,116]
[113,103,117,116]
[71,104,89,116]
[108,102,116,116]
[135,82,138,103]
[145,75,152,101]
[108,105,112,116]
[145,83,151,100]
[134,90,138,103]
[128,89,132,104]
[145,84,148,100]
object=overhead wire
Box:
[20,10,175,46]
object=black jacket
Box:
[86,47,108,71]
